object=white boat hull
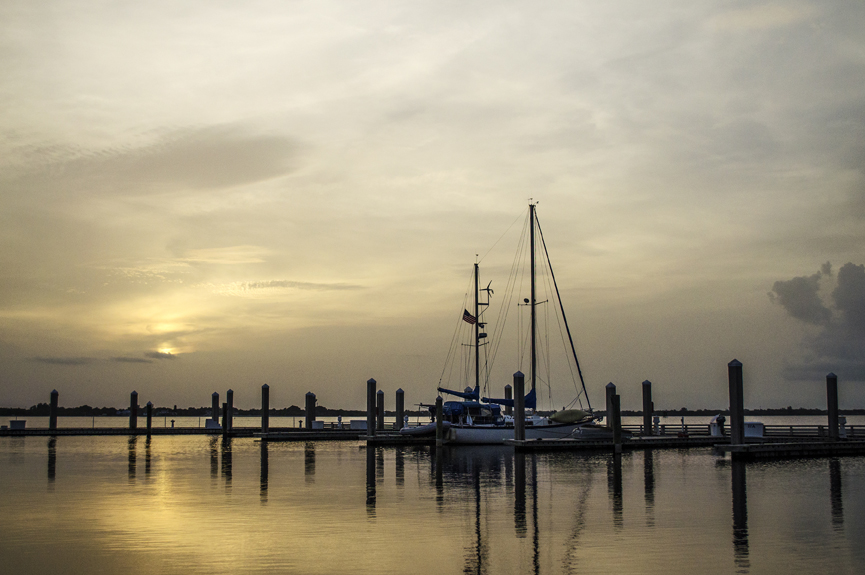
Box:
[445,422,585,445]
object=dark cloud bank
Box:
[770,262,865,381]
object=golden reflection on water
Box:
[0,436,863,575]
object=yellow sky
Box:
[1,1,864,411]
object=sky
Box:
[1,0,864,412]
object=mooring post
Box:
[305,392,316,430]
[221,402,228,435]
[728,360,744,444]
[130,391,139,430]
[376,389,385,431]
[642,380,653,436]
[146,402,153,437]
[366,378,376,437]
[514,371,525,442]
[605,382,616,428]
[612,394,622,453]
[435,395,444,446]
[226,389,234,432]
[211,392,219,423]
[49,390,59,431]
[827,373,839,441]
[504,384,513,416]
[261,384,270,434]
[395,388,405,431]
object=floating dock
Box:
[718,440,865,460]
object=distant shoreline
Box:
[1,405,863,417]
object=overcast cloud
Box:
[1,1,864,410]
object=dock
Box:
[717,440,865,460]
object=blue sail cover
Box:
[482,388,536,410]
[437,385,479,400]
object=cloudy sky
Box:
[1,0,863,412]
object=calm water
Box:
[1,436,862,574]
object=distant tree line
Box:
[0,404,429,417]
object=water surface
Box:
[1,436,862,574]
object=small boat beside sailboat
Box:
[402,202,601,445]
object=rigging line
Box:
[539,241,583,403]
[536,216,593,413]
[438,270,476,387]
[486,210,530,378]
[477,207,526,265]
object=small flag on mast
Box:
[462,309,477,324]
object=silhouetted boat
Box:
[403,202,599,444]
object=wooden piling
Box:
[376,389,385,431]
[642,380,653,436]
[605,382,616,427]
[129,391,138,430]
[612,393,622,453]
[435,396,443,447]
[827,373,839,441]
[395,388,405,431]
[226,389,234,431]
[261,384,270,434]
[366,378,376,437]
[305,392,316,430]
[504,384,513,416]
[728,360,744,444]
[221,402,228,435]
[211,392,219,423]
[49,390,58,431]
[146,401,153,437]
[514,371,525,442]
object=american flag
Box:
[462,309,477,324]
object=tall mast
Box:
[474,262,480,391]
[530,203,536,393]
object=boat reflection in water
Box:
[2,437,859,575]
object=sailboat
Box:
[402,202,600,444]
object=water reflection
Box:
[221,437,232,488]
[365,446,376,517]
[464,463,488,575]
[47,437,56,485]
[514,451,526,538]
[434,447,443,509]
[144,437,152,477]
[530,454,540,575]
[127,436,137,483]
[608,453,623,529]
[209,436,219,481]
[829,458,843,529]
[644,450,655,527]
[731,458,749,573]
[5,437,864,575]
[260,440,269,504]
[304,442,316,483]
[395,448,404,487]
